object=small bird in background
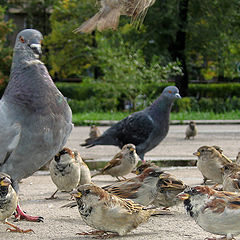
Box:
[221,162,240,192]
[81,125,101,147]
[91,144,139,180]
[46,148,81,200]
[74,0,156,34]
[0,173,32,233]
[73,150,91,185]
[82,86,181,161]
[185,121,197,140]
[178,186,240,240]
[193,146,232,185]
[71,183,155,238]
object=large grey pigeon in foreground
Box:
[82,86,181,160]
[0,29,73,221]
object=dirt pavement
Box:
[1,124,240,240]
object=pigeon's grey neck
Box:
[12,45,40,68]
[148,95,174,115]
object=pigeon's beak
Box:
[177,192,190,200]
[30,43,42,59]
[70,190,82,198]
[175,93,181,99]
[0,177,11,187]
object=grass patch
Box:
[72,110,240,125]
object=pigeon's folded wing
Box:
[0,122,21,165]
[120,112,154,145]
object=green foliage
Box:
[0,5,14,85]
[45,0,96,78]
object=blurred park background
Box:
[1,0,240,124]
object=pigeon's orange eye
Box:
[19,36,25,43]
[168,90,172,93]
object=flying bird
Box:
[0,29,73,221]
[74,0,156,33]
[82,86,181,160]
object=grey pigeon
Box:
[0,29,73,220]
[82,86,181,160]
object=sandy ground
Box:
[1,124,240,240]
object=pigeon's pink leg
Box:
[15,204,44,222]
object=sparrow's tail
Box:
[74,8,121,34]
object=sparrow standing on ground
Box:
[91,144,139,180]
[178,185,240,240]
[185,121,197,140]
[73,150,91,185]
[47,148,80,199]
[194,146,232,184]
[103,167,164,206]
[81,125,101,147]
[71,183,155,238]
[74,0,156,33]
[0,173,32,233]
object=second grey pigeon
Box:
[0,29,73,221]
[82,86,181,160]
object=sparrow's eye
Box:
[19,36,25,43]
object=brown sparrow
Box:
[91,144,139,180]
[80,125,101,147]
[0,173,33,233]
[185,121,197,140]
[47,148,81,199]
[178,185,240,240]
[71,183,155,237]
[152,172,186,208]
[104,167,186,209]
[194,146,232,184]
[103,167,164,206]
[73,150,92,185]
[74,0,156,33]
[132,161,159,175]
[221,162,240,192]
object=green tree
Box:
[0,4,14,85]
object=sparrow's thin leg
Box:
[5,220,34,233]
[45,189,59,200]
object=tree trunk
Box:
[169,0,189,97]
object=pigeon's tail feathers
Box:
[74,7,121,34]
[80,138,96,147]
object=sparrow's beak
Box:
[0,177,12,187]
[175,93,181,99]
[70,190,82,198]
[193,151,200,156]
[177,192,190,200]
[130,147,135,152]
